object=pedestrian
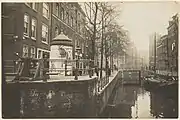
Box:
[114,64,118,71]
[95,66,99,76]
[72,66,75,76]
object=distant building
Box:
[125,42,138,69]
[156,35,168,71]
[148,33,161,70]
[167,13,179,72]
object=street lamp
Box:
[74,46,82,80]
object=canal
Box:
[100,82,178,118]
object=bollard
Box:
[74,59,78,80]
[89,68,92,78]
[88,60,92,78]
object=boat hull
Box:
[143,79,160,91]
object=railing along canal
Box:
[4,57,114,94]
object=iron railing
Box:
[97,75,109,92]
[4,58,96,81]
[4,57,117,94]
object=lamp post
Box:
[74,46,82,80]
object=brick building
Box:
[156,35,168,71]
[51,2,87,59]
[149,14,178,75]
[2,2,87,61]
[2,3,51,60]
[167,13,179,72]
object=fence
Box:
[97,75,109,92]
[4,58,96,81]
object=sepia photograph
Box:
[1,0,179,118]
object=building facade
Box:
[2,3,51,60]
[148,33,161,70]
[51,2,87,60]
[167,13,179,72]
[125,42,138,69]
[156,35,168,71]
[2,2,88,61]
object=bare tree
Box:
[82,2,120,59]
[82,2,124,78]
[83,2,99,61]
[103,22,131,70]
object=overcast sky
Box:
[117,1,180,52]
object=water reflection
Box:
[150,91,178,118]
[101,84,178,118]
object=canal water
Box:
[100,83,178,118]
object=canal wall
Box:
[96,71,121,115]
[3,71,121,118]
[3,77,98,118]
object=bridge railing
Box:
[4,58,96,81]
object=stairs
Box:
[4,60,19,81]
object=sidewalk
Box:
[47,70,106,82]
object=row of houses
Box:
[2,3,91,61]
[149,13,179,73]
[120,41,143,70]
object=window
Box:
[61,8,64,20]
[43,3,49,19]
[37,49,50,59]
[55,27,59,37]
[172,42,175,51]
[30,47,36,58]
[32,3,37,10]
[76,40,80,47]
[37,50,42,59]
[75,9,77,19]
[24,14,30,36]
[66,12,69,24]
[75,20,78,30]
[78,23,80,33]
[42,23,48,43]
[55,3,59,16]
[31,18,37,39]
[78,13,80,21]
[71,16,73,27]
[23,45,28,58]
[69,15,72,26]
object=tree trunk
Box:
[100,8,104,79]
[91,3,98,63]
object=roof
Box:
[51,32,73,46]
